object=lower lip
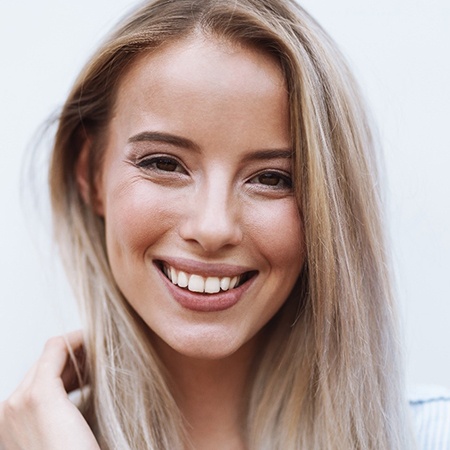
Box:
[156,267,256,312]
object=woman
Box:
[0,0,432,448]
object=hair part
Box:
[49,0,413,448]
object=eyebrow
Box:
[128,131,292,160]
[241,148,293,162]
[128,131,201,151]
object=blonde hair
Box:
[49,0,413,448]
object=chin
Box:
[157,324,256,361]
[175,343,241,360]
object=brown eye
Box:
[249,171,292,189]
[258,173,282,186]
[154,158,178,172]
[137,156,184,173]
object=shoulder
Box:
[409,385,450,449]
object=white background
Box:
[0,0,449,400]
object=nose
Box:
[179,179,243,253]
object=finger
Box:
[34,331,85,391]
[62,330,87,393]
[13,361,39,394]
[61,344,87,393]
[62,329,85,352]
[11,331,85,397]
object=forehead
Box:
[106,33,290,151]
[115,33,286,107]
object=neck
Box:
[153,336,260,450]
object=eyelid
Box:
[135,153,186,169]
[247,170,293,189]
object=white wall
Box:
[1,0,449,400]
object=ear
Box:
[75,141,105,216]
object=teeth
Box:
[188,275,204,293]
[162,264,244,294]
[177,271,189,288]
[205,277,220,294]
[170,266,178,285]
[220,277,230,291]
[230,276,238,289]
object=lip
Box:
[153,257,257,312]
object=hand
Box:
[0,331,100,450]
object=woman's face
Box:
[94,35,305,359]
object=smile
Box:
[158,262,254,294]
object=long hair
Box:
[49,0,413,448]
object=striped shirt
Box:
[410,386,450,449]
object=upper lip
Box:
[154,256,255,277]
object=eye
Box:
[248,171,292,189]
[136,156,186,173]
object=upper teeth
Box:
[162,264,240,294]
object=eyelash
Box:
[136,155,186,174]
[247,171,292,190]
[135,155,292,190]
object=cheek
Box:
[103,182,180,266]
[246,198,304,272]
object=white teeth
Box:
[177,271,189,288]
[188,275,205,293]
[170,266,178,285]
[162,264,244,294]
[220,277,230,291]
[205,277,221,294]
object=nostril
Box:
[178,190,242,251]
[178,216,243,252]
